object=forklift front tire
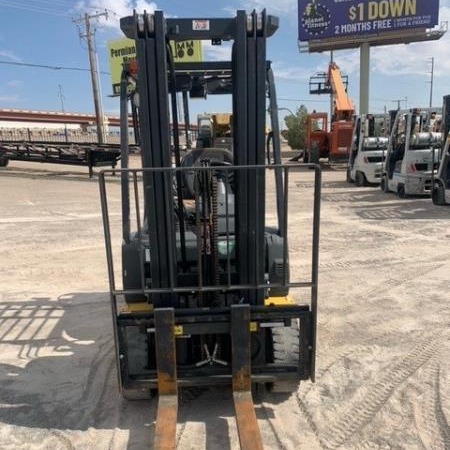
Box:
[432,185,446,205]
[397,184,406,198]
[381,176,389,193]
[355,171,366,187]
[346,168,354,183]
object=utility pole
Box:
[58,84,68,142]
[428,57,434,108]
[73,11,108,143]
[392,99,402,110]
[391,98,407,110]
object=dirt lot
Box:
[0,159,448,450]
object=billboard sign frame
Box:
[298,0,440,45]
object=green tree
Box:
[283,105,308,150]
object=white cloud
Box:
[76,0,159,31]
[7,80,22,88]
[0,50,22,63]
[0,94,20,102]
[238,0,296,17]
[272,61,310,82]
[202,42,232,61]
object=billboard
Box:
[108,38,203,95]
[298,0,440,42]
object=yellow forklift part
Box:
[120,302,153,313]
[264,295,295,306]
[173,325,183,336]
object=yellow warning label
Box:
[107,38,203,95]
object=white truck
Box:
[380,108,442,198]
[347,114,388,186]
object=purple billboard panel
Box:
[298,0,440,41]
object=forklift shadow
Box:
[0,293,154,449]
[176,386,292,449]
[348,195,450,220]
[322,186,449,220]
[179,387,233,450]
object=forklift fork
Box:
[154,308,178,450]
[231,304,264,450]
[153,305,263,450]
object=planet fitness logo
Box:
[302,1,331,37]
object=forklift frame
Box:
[100,9,322,449]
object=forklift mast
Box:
[120,10,277,305]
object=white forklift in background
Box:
[347,114,388,186]
[380,108,442,198]
[432,95,450,205]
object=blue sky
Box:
[0,0,450,125]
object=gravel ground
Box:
[0,158,448,450]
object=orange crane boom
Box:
[328,62,354,120]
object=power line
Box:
[16,0,74,6]
[278,97,330,103]
[0,0,70,16]
[0,59,110,75]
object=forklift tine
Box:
[154,308,178,450]
[231,305,264,450]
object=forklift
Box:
[381,107,442,197]
[99,10,321,449]
[432,95,450,205]
[347,114,388,186]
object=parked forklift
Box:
[432,95,450,205]
[381,108,442,197]
[347,114,388,186]
[99,10,321,450]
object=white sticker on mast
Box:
[192,20,210,31]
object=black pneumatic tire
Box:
[267,321,301,394]
[0,157,9,167]
[346,167,354,183]
[381,176,389,193]
[432,185,446,205]
[397,184,407,198]
[355,171,366,187]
